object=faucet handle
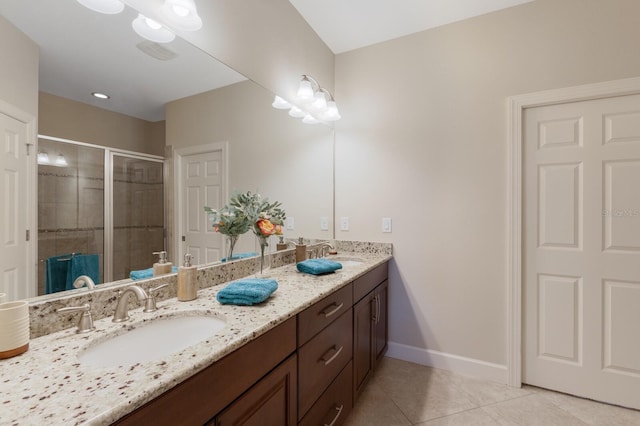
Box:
[57,303,95,334]
[144,283,168,313]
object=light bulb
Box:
[77,0,124,14]
[55,154,68,167]
[322,101,341,121]
[161,0,203,31]
[311,91,327,112]
[37,151,50,165]
[272,96,292,109]
[302,114,319,124]
[132,14,175,43]
[289,106,306,118]
[295,78,314,104]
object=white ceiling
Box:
[289,0,534,54]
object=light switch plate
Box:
[320,217,329,231]
[286,217,295,230]
[340,216,349,231]
[382,217,392,233]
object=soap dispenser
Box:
[177,254,197,301]
[276,236,288,251]
[295,237,307,263]
[152,251,173,276]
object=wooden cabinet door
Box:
[353,293,373,399]
[215,354,297,426]
[373,280,388,366]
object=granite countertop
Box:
[1,252,391,425]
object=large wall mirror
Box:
[0,0,334,300]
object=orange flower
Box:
[257,219,276,236]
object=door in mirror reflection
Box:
[111,154,165,281]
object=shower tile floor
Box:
[346,357,640,425]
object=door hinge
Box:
[26,230,30,241]
[182,235,186,242]
[26,143,33,156]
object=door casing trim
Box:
[507,76,640,387]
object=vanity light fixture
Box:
[92,91,110,99]
[272,75,341,124]
[76,0,125,14]
[161,0,203,31]
[37,151,50,165]
[132,13,176,43]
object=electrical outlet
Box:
[340,216,349,231]
[286,217,295,230]
[382,217,392,233]
[320,217,329,231]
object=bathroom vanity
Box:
[0,243,391,425]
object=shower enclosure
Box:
[37,136,164,295]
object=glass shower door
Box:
[110,154,165,281]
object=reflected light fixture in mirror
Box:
[161,0,203,31]
[132,13,176,43]
[76,0,124,14]
[37,151,50,165]
[55,153,68,167]
[272,75,341,124]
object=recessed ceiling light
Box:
[92,92,110,99]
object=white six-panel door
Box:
[0,112,29,301]
[179,149,224,265]
[523,94,640,409]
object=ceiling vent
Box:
[136,41,178,61]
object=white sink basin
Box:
[78,314,227,368]
[329,257,365,268]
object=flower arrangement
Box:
[205,191,286,269]
[229,191,286,274]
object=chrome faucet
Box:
[72,275,96,290]
[317,242,335,258]
[112,285,149,322]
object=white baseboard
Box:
[386,341,509,385]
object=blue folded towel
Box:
[130,266,178,280]
[296,259,343,275]
[221,252,258,262]
[216,278,278,306]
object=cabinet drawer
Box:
[299,361,352,426]
[298,309,353,420]
[353,262,388,303]
[298,283,352,346]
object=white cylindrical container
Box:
[0,300,30,359]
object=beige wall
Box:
[334,0,640,369]
[166,80,334,254]
[0,15,38,116]
[39,92,165,156]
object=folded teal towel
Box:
[221,252,258,262]
[217,278,278,306]
[67,254,100,290]
[297,259,343,275]
[130,266,178,280]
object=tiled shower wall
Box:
[112,157,164,280]
[37,139,164,294]
[37,141,105,295]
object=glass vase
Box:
[225,234,239,261]
[257,235,271,277]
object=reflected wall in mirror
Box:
[0,0,335,301]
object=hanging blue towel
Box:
[66,254,100,290]
[296,259,343,275]
[45,253,81,294]
[221,252,258,262]
[129,266,178,280]
[216,278,278,306]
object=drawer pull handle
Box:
[321,302,344,318]
[324,404,344,426]
[319,345,343,366]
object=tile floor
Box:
[345,357,640,426]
